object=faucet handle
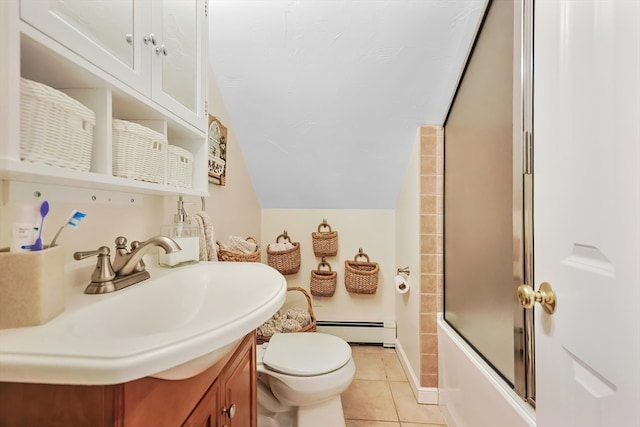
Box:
[115,236,128,250]
[74,246,111,260]
[73,246,116,288]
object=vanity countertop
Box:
[0,261,286,385]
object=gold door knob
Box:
[517,282,556,315]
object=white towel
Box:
[195,211,218,261]
[268,242,294,252]
[229,235,257,254]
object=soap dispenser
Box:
[159,197,200,267]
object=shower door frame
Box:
[514,0,535,406]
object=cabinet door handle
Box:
[222,403,236,419]
[143,33,157,46]
[155,44,168,56]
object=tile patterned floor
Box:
[342,345,448,427]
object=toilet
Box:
[256,332,356,427]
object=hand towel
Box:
[195,211,218,261]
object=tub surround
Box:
[438,316,535,427]
[419,125,444,390]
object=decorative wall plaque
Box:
[208,115,227,185]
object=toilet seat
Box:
[263,332,351,376]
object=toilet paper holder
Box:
[397,266,410,276]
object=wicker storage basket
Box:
[20,78,95,172]
[112,119,167,183]
[344,248,379,294]
[167,145,193,188]
[267,231,301,275]
[310,258,337,297]
[216,237,260,262]
[312,220,338,257]
[256,287,316,344]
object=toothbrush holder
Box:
[0,245,65,329]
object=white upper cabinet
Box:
[20,0,149,95]
[0,0,209,196]
[152,1,206,130]
[20,0,207,131]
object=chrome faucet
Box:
[74,235,182,294]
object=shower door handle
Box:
[517,282,556,315]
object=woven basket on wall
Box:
[311,220,338,257]
[267,231,301,275]
[310,258,337,297]
[344,248,379,294]
[256,287,316,344]
[216,237,260,262]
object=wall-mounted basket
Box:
[216,237,260,262]
[267,230,301,275]
[256,287,316,344]
[310,258,337,297]
[344,248,379,294]
[312,219,338,257]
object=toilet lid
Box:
[263,332,352,376]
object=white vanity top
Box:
[0,261,286,385]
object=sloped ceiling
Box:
[209,0,485,209]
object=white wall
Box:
[0,187,165,265]
[169,68,262,243]
[394,131,421,382]
[261,209,395,322]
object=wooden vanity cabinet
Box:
[183,332,257,427]
[0,332,257,427]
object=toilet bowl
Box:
[256,332,356,427]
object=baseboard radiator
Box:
[316,320,396,347]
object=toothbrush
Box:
[31,200,49,251]
[50,210,87,247]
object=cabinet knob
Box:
[222,403,236,419]
[155,44,168,56]
[143,33,157,46]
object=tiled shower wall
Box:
[419,125,444,388]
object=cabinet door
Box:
[182,381,221,427]
[20,0,151,94]
[151,0,207,130]
[220,338,257,427]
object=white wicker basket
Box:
[112,119,167,183]
[167,145,193,188]
[20,78,95,171]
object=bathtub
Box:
[438,314,536,427]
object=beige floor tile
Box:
[400,423,447,427]
[389,382,446,425]
[353,352,387,380]
[346,421,400,427]
[351,345,382,354]
[382,352,408,382]
[342,379,398,422]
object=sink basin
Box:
[0,261,286,385]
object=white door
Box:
[533,1,640,426]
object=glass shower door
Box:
[442,0,534,402]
